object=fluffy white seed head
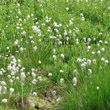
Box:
[2,99,7,103]
[61,54,64,59]
[96,86,99,90]
[73,77,77,86]
[60,78,64,84]
[21,72,26,80]
[48,73,52,76]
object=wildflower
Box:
[101,48,105,51]
[38,60,41,64]
[82,58,86,62]
[66,37,69,41]
[81,62,87,68]
[53,49,56,53]
[21,31,26,36]
[21,72,26,80]
[53,90,56,95]
[82,17,85,21]
[7,75,11,78]
[87,59,91,65]
[96,86,99,90]
[9,79,13,84]
[18,59,21,63]
[21,67,25,71]
[105,41,108,44]
[31,68,35,72]
[27,15,30,19]
[97,50,101,55]
[73,70,78,75]
[31,72,36,78]
[69,20,73,25]
[99,40,102,43]
[73,77,77,86]
[77,58,82,62]
[1,81,6,86]
[101,57,105,61]
[49,36,56,39]
[38,76,42,81]
[59,41,62,45]
[60,70,64,73]
[56,97,61,102]
[97,43,100,46]
[32,79,37,85]
[6,47,9,50]
[19,18,22,21]
[14,40,18,46]
[18,9,21,14]
[31,40,34,44]
[93,59,97,64]
[3,86,7,94]
[0,71,3,75]
[10,88,14,95]
[16,76,19,80]
[27,72,30,75]
[93,38,96,41]
[99,32,103,35]
[32,26,40,33]
[105,60,109,64]
[66,7,69,11]
[20,47,24,52]
[61,54,64,59]
[2,99,7,103]
[64,30,67,36]
[88,69,92,75]
[33,92,37,96]
[53,55,57,59]
[33,46,37,51]
[17,3,20,7]
[91,51,95,55]
[48,73,52,76]
[88,46,91,49]
[60,78,64,84]
[80,13,84,16]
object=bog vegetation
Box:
[0,0,110,110]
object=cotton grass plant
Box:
[1,0,110,109]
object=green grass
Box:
[0,0,110,109]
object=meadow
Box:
[0,0,110,109]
